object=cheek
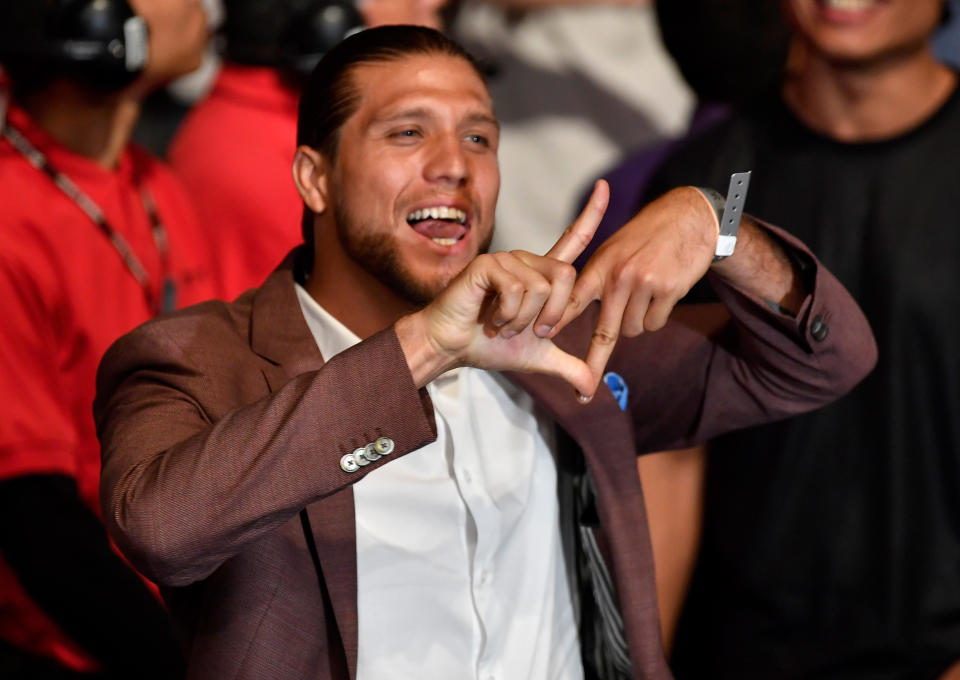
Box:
[415,0,446,30]
[182,6,210,59]
[144,6,208,73]
[359,0,418,28]
[364,161,418,212]
[340,161,409,222]
[477,159,500,209]
[896,2,944,37]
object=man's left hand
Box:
[552,186,718,400]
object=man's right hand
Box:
[394,180,610,396]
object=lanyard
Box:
[1,120,177,314]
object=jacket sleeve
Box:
[95,322,437,588]
[596,220,877,453]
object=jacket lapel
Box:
[249,250,361,679]
[507,357,671,679]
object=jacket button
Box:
[374,437,395,455]
[340,453,359,473]
[810,315,830,342]
[353,446,371,466]
[363,443,382,461]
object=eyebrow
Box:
[370,107,500,131]
[465,112,501,131]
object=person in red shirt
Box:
[169,0,447,300]
[0,1,215,677]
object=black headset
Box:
[0,0,149,92]
[220,0,364,77]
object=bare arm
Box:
[709,218,806,315]
[636,445,706,655]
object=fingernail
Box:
[535,324,553,337]
[501,329,517,339]
[493,318,507,327]
[576,391,592,404]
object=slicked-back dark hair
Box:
[296,25,486,245]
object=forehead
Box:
[346,53,495,125]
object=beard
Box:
[333,200,494,307]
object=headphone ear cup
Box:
[220,0,364,74]
[48,0,148,91]
[280,0,365,74]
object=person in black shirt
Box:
[633,0,960,678]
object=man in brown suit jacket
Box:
[94,26,876,680]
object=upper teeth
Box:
[823,0,875,10]
[407,206,467,223]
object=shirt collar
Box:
[294,282,464,386]
[294,283,361,360]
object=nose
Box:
[422,134,468,187]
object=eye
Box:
[390,129,421,139]
[464,134,490,147]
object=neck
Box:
[782,42,956,142]
[305,227,417,340]
[19,81,141,168]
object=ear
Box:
[293,145,331,215]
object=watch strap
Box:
[697,171,751,261]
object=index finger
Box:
[545,179,610,263]
[579,285,630,402]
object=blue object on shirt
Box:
[603,372,628,411]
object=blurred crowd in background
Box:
[1,0,959,678]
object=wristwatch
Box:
[697,171,751,261]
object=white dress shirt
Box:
[296,285,583,680]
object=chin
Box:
[403,264,468,305]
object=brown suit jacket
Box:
[95,236,875,680]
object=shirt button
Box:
[462,468,473,484]
[374,436,395,455]
[340,453,359,473]
[810,314,830,342]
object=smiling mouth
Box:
[818,0,881,12]
[406,206,469,246]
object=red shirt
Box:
[0,103,216,670]
[169,65,303,300]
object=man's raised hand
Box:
[550,186,720,401]
[394,180,610,395]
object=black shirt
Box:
[649,83,960,679]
